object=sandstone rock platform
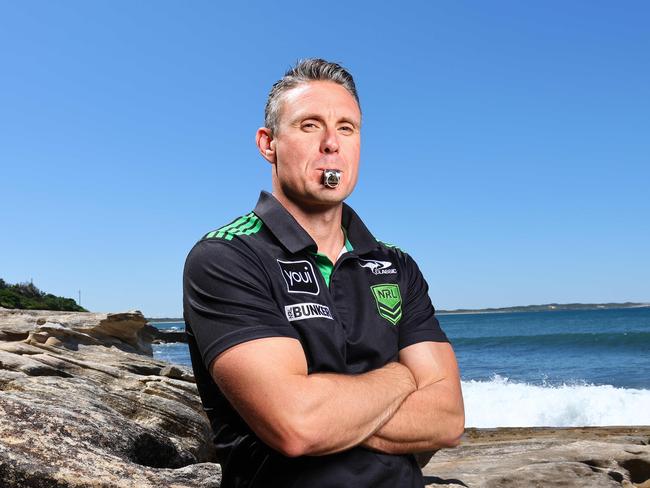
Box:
[0,309,220,487]
[1,308,649,487]
[423,426,650,487]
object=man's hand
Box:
[362,341,465,454]
[211,336,417,458]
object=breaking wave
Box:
[462,375,650,427]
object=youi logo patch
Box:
[359,259,397,275]
[277,259,320,295]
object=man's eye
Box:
[302,123,319,130]
[339,126,354,133]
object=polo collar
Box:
[253,191,379,256]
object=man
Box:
[183,59,464,488]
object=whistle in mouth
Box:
[322,169,342,188]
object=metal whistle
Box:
[322,169,342,188]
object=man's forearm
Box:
[212,338,418,459]
[361,378,464,454]
[292,362,416,456]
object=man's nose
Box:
[320,128,339,154]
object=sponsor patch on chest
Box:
[277,259,320,295]
[285,303,334,322]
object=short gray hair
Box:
[264,58,360,135]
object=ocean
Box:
[151,307,650,428]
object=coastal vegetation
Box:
[0,278,86,312]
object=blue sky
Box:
[1,1,648,317]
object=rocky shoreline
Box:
[423,427,650,487]
[0,308,220,487]
[1,309,649,487]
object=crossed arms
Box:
[211,336,465,458]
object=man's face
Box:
[269,81,361,208]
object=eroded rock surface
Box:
[423,427,650,487]
[0,309,220,487]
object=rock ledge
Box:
[0,309,220,487]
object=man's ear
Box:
[256,127,276,164]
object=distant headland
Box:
[436,302,649,314]
[147,302,649,322]
[3,277,645,319]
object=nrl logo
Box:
[359,259,397,275]
[371,284,402,326]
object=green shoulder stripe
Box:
[203,212,264,241]
[377,240,406,253]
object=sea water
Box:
[152,307,650,427]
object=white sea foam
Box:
[462,375,650,427]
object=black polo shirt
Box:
[183,191,448,488]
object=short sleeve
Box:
[398,253,449,350]
[183,239,300,370]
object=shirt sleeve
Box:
[398,252,449,350]
[183,239,300,371]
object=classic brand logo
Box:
[285,303,333,322]
[370,284,402,326]
[359,259,397,275]
[277,259,320,295]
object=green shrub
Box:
[0,279,87,312]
